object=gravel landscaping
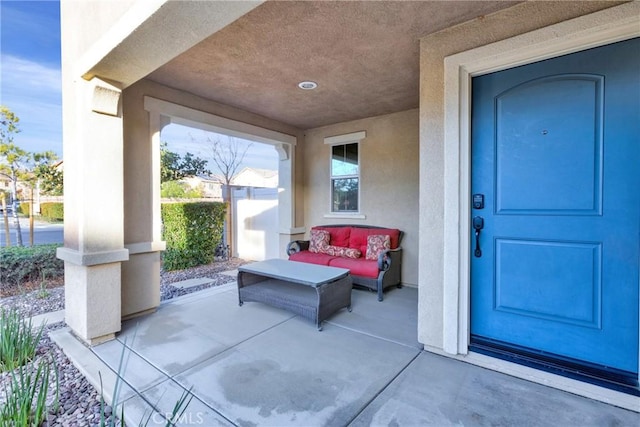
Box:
[0,258,247,426]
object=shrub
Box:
[161,202,225,271]
[19,202,30,216]
[161,181,188,198]
[184,184,204,199]
[40,202,63,221]
[0,244,63,287]
[161,181,203,199]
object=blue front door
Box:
[471,38,640,383]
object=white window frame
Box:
[324,131,366,219]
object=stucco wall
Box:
[417,1,622,349]
[61,0,136,62]
[303,109,419,286]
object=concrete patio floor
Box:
[51,282,639,426]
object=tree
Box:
[160,142,181,183]
[160,181,203,199]
[207,136,252,254]
[207,137,252,187]
[0,107,62,246]
[0,106,26,246]
[160,142,210,183]
[32,152,63,196]
[180,152,209,178]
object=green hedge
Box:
[40,202,64,221]
[19,202,30,216]
[161,202,226,271]
[0,244,63,286]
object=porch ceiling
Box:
[147,0,519,130]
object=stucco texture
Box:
[61,0,136,62]
[303,109,419,286]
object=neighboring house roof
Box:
[183,174,222,184]
[231,167,278,188]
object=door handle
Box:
[473,216,484,258]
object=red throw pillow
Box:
[309,229,330,253]
[366,234,390,260]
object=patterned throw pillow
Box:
[341,247,362,259]
[366,234,391,260]
[309,229,330,253]
[324,245,362,259]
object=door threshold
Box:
[470,336,639,397]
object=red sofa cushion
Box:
[328,257,379,279]
[289,251,336,266]
[349,227,400,255]
[312,226,351,248]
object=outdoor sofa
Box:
[286,224,403,301]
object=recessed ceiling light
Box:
[298,81,318,90]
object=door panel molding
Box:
[441,1,640,368]
[494,74,604,216]
[494,238,602,329]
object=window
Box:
[324,131,366,216]
[331,142,359,212]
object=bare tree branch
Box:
[197,135,254,255]
[207,136,252,185]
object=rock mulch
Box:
[0,258,247,426]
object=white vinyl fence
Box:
[232,187,279,261]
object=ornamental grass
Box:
[0,306,58,425]
[0,307,45,372]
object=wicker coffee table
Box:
[237,259,352,331]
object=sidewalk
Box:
[1,215,62,228]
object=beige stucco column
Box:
[57,77,128,345]
[276,143,305,257]
[121,91,167,319]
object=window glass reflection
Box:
[332,178,358,212]
[331,143,358,176]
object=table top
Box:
[238,259,350,287]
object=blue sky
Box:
[0,0,277,172]
[1,0,62,157]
